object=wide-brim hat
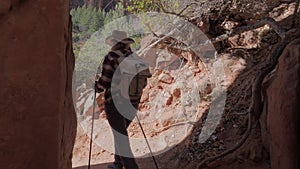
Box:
[105,30,135,46]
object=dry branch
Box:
[211,17,286,43]
[158,0,203,17]
[137,30,176,56]
[140,17,286,58]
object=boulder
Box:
[158,72,174,84]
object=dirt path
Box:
[73,163,110,169]
[73,144,182,169]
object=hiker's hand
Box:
[94,81,103,93]
[95,74,100,81]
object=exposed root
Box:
[154,121,196,134]
[211,17,286,43]
[196,29,300,169]
[292,0,300,27]
[139,17,287,60]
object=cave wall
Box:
[261,38,300,169]
[0,1,77,169]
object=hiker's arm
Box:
[95,53,116,93]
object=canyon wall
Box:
[0,0,77,169]
[262,38,300,169]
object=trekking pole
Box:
[135,115,159,169]
[88,82,97,169]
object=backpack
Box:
[111,50,151,101]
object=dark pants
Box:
[105,99,139,169]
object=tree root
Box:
[196,30,300,169]
[292,0,300,27]
[211,17,286,43]
[140,17,287,59]
[153,121,196,134]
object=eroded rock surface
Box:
[0,1,76,169]
[262,38,300,169]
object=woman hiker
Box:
[95,30,140,169]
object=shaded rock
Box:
[0,1,11,15]
[0,1,76,169]
[228,31,260,49]
[262,38,300,169]
[222,20,239,30]
[198,20,210,33]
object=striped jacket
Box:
[96,48,132,103]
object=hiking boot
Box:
[107,162,123,169]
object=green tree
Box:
[71,3,130,86]
[126,0,181,14]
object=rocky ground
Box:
[72,2,299,169]
[72,52,246,168]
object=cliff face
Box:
[0,1,77,169]
[262,38,300,169]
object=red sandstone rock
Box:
[162,91,173,106]
[189,65,201,74]
[166,95,173,106]
[158,72,173,84]
[140,87,150,103]
[262,38,300,169]
[0,1,76,169]
[172,88,181,98]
